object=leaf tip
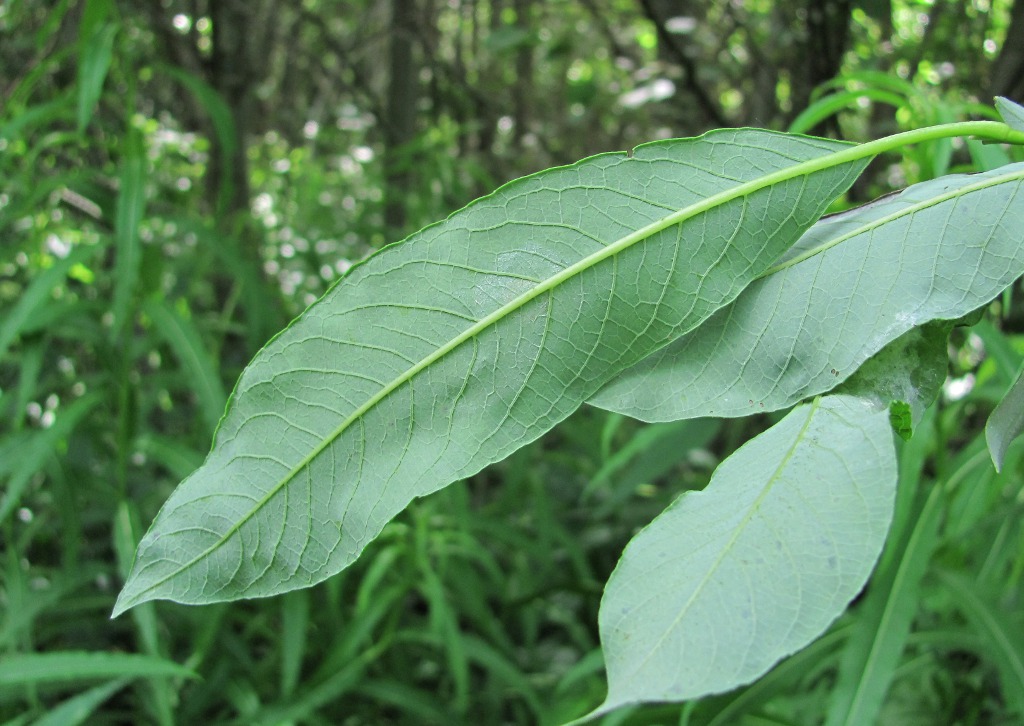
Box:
[564,697,625,726]
[984,421,1005,474]
[110,591,137,619]
[111,571,156,618]
[995,96,1024,133]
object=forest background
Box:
[3,0,1024,723]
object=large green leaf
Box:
[986,362,1024,472]
[996,96,1024,133]
[114,130,867,614]
[591,395,896,715]
[591,163,1024,421]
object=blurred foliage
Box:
[1,0,1023,722]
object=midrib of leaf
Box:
[617,396,823,689]
[133,121,1024,601]
[758,165,1024,280]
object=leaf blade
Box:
[592,163,1024,421]
[592,395,897,714]
[111,131,146,336]
[985,362,1024,472]
[115,130,868,615]
[143,297,228,437]
[996,96,1024,133]
[0,652,195,686]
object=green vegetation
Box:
[3,1,1024,724]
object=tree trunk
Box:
[208,0,254,218]
[384,0,419,237]
[992,0,1024,102]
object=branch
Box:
[636,0,728,127]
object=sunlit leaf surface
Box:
[592,163,1024,420]
[114,130,866,614]
[593,395,896,714]
[986,364,1024,472]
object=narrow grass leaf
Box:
[824,472,942,726]
[111,501,177,726]
[463,635,545,718]
[156,66,239,215]
[132,434,204,481]
[788,89,906,135]
[420,567,470,713]
[0,652,195,686]
[112,502,163,655]
[0,245,98,362]
[985,363,1024,472]
[0,392,103,522]
[972,318,1023,382]
[0,572,95,650]
[592,163,1024,421]
[143,297,227,436]
[75,21,117,133]
[11,341,44,433]
[590,395,896,714]
[936,570,1024,716]
[355,681,452,723]
[29,678,128,726]
[0,96,74,142]
[584,419,714,501]
[111,132,146,336]
[114,130,867,614]
[279,590,310,698]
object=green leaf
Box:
[824,458,942,726]
[0,96,74,142]
[834,321,951,439]
[143,297,228,437]
[0,652,195,686]
[279,590,310,698]
[996,97,1024,133]
[936,570,1024,716]
[156,66,239,216]
[583,418,718,506]
[590,395,896,714]
[111,131,146,336]
[787,88,906,135]
[113,129,868,615]
[986,362,1024,472]
[592,162,1024,421]
[0,244,99,363]
[76,17,117,133]
[0,392,104,523]
[29,678,129,726]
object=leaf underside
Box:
[592,394,897,716]
[996,96,1024,133]
[115,129,867,615]
[986,363,1024,472]
[591,163,1024,421]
